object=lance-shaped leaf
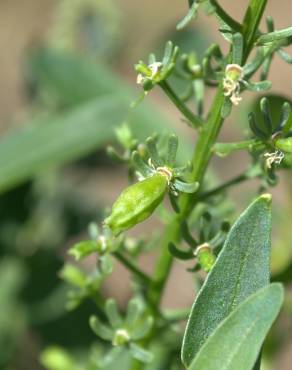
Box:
[256,26,292,45]
[278,49,292,64]
[213,139,262,157]
[174,179,199,193]
[188,283,283,370]
[242,80,272,92]
[182,194,272,367]
[176,1,200,31]
[232,33,243,65]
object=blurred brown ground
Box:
[0,1,291,369]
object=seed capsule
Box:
[104,173,168,236]
[275,137,292,153]
[196,243,216,273]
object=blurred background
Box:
[0,1,291,369]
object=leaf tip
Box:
[260,193,272,204]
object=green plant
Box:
[40,1,292,369]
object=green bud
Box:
[196,244,216,272]
[112,328,130,346]
[275,137,292,153]
[59,264,87,288]
[104,173,168,236]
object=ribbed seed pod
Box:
[104,173,168,236]
[275,137,292,153]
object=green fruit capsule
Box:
[196,244,216,273]
[275,137,292,153]
[104,173,168,236]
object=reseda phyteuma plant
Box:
[57,1,292,369]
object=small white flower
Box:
[98,235,107,253]
[149,62,163,78]
[112,328,130,346]
[136,62,163,86]
[264,150,285,169]
[136,73,144,85]
[223,64,244,106]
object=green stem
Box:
[210,0,242,32]
[114,251,152,285]
[159,81,203,128]
[147,87,225,310]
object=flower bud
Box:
[112,329,130,346]
[104,173,168,236]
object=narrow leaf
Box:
[174,179,199,193]
[176,2,200,31]
[232,33,243,65]
[221,98,232,119]
[167,134,178,167]
[278,49,292,64]
[168,242,193,260]
[182,194,272,367]
[242,80,272,92]
[213,140,259,157]
[257,26,292,45]
[188,283,283,370]
[129,343,153,363]
[105,299,123,328]
[89,316,113,341]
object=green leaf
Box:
[242,80,272,92]
[125,299,142,327]
[59,264,87,288]
[0,98,122,194]
[129,343,153,363]
[242,0,268,57]
[40,346,75,370]
[131,316,154,340]
[188,283,284,370]
[89,316,114,341]
[278,49,292,64]
[168,242,193,260]
[182,194,272,367]
[232,33,243,65]
[213,140,261,157]
[176,2,200,31]
[256,26,292,45]
[210,0,242,34]
[69,240,99,260]
[105,299,123,328]
[174,179,199,193]
[221,98,232,119]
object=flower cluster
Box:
[223,64,244,106]
[90,298,153,365]
[135,41,179,92]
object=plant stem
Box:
[147,87,225,310]
[114,251,152,285]
[159,81,203,128]
[210,0,242,32]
